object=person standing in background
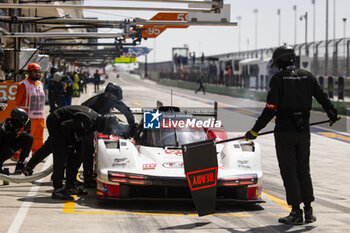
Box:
[15,63,45,153]
[93,70,100,93]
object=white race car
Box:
[95,106,263,203]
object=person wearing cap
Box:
[0,108,33,174]
[15,63,45,153]
[48,71,64,111]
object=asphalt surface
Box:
[0,72,349,233]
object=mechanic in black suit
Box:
[245,45,340,225]
[23,83,135,189]
[44,105,119,200]
[81,82,136,187]
[0,108,33,174]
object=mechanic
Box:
[23,83,136,187]
[80,82,136,187]
[0,108,33,174]
[245,45,340,225]
[15,63,45,153]
[43,105,120,200]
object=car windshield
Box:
[141,127,207,148]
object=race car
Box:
[95,105,263,203]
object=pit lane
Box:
[1,72,349,233]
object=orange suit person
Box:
[15,63,45,153]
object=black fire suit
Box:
[46,105,101,190]
[0,118,33,172]
[26,92,135,179]
[81,92,135,181]
[251,66,337,206]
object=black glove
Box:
[245,129,258,141]
[327,109,341,126]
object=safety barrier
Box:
[317,76,350,101]
[158,78,350,116]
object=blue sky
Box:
[84,0,350,62]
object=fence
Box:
[138,38,350,100]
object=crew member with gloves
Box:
[245,45,340,225]
[45,105,120,200]
[23,83,135,188]
[80,82,135,187]
[15,63,45,153]
[0,108,33,174]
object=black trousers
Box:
[81,132,94,179]
[274,131,314,205]
[94,83,99,93]
[0,133,33,170]
[46,114,80,189]
[29,132,93,182]
[195,84,205,94]
[27,139,51,169]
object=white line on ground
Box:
[6,158,52,233]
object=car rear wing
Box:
[111,101,218,121]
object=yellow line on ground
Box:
[62,195,77,213]
[317,132,350,142]
[61,196,254,217]
[263,192,291,212]
[133,101,144,108]
[63,208,255,217]
[62,192,288,216]
[72,211,196,216]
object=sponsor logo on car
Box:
[98,183,109,193]
[162,162,184,168]
[186,167,217,191]
[142,163,157,170]
[164,149,182,156]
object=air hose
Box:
[0,165,53,184]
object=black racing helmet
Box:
[105,82,123,100]
[11,108,29,128]
[272,45,296,69]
